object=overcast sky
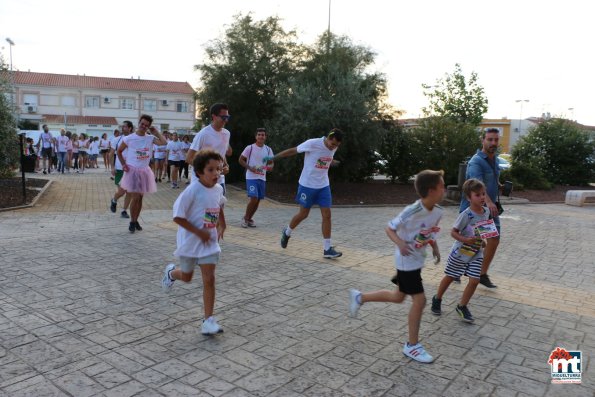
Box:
[1,0,593,125]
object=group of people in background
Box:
[24,126,115,174]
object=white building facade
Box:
[13,71,196,137]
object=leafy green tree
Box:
[0,59,19,178]
[407,117,480,185]
[377,118,418,183]
[194,14,302,181]
[266,32,391,182]
[512,118,595,185]
[422,63,488,126]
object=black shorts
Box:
[168,160,181,168]
[391,268,424,295]
[100,149,109,154]
[41,147,52,158]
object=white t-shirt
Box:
[78,139,89,153]
[153,144,167,160]
[173,181,227,258]
[40,132,53,149]
[56,136,69,152]
[99,138,110,151]
[123,133,155,168]
[189,124,230,184]
[241,144,274,181]
[387,200,444,271]
[89,141,99,155]
[449,206,490,262]
[166,140,185,161]
[297,137,337,189]
[112,136,127,170]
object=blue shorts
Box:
[295,184,332,208]
[246,179,266,199]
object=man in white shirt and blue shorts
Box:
[272,129,343,259]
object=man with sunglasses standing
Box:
[272,129,344,259]
[186,103,231,194]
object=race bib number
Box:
[315,157,332,169]
[135,147,150,161]
[203,208,220,228]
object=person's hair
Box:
[113,129,120,135]
[94,136,99,141]
[482,127,499,139]
[122,120,133,130]
[462,178,485,199]
[42,124,47,129]
[193,149,223,174]
[139,114,153,124]
[256,127,266,135]
[65,131,72,138]
[414,169,444,198]
[210,103,229,116]
[102,133,107,139]
[80,133,87,139]
[72,133,78,140]
[327,128,343,142]
[26,137,33,143]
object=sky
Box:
[1,0,593,125]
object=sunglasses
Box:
[218,115,231,121]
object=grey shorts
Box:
[178,253,220,273]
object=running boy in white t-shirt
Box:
[349,170,445,363]
[238,128,274,228]
[431,178,494,323]
[272,129,343,258]
[161,149,227,335]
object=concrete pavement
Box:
[0,167,593,396]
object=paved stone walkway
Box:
[0,168,593,396]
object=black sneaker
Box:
[479,274,497,288]
[110,199,117,213]
[129,222,135,233]
[134,222,142,231]
[323,247,342,259]
[121,210,130,219]
[431,295,442,315]
[280,228,290,248]
[456,305,474,323]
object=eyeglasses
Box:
[218,115,231,121]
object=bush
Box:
[509,162,552,190]
[0,67,19,178]
[512,119,595,186]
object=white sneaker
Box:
[349,289,362,318]
[201,316,224,335]
[240,218,248,228]
[247,219,256,228]
[403,342,434,363]
[161,263,175,292]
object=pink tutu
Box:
[120,166,157,194]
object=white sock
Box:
[323,239,332,251]
[285,226,293,236]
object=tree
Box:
[422,64,488,126]
[194,14,302,181]
[0,59,19,178]
[512,118,595,186]
[407,117,480,185]
[266,32,392,182]
[377,118,417,183]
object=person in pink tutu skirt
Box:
[117,114,167,233]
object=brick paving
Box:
[0,167,593,396]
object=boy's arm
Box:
[217,208,226,241]
[429,240,440,264]
[451,227,478,245]
[173,217,211,243]
[385,226,411,256]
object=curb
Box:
[0,179,52,212]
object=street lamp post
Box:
[6,37,25,203]
[515,99,529,135]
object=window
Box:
[86,96,100,108]
[176,101,188,112]
[121,98,134,110]
[143,99,157,112]
[61,96,76,107]
[23,93,38,106]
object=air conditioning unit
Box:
[104,97,111,104]
[27,105,37,113]
[161,100,169,106]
